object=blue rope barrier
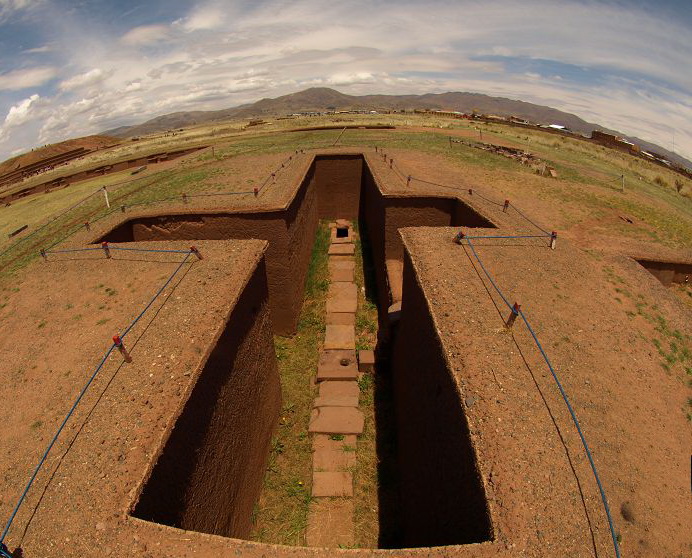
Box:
[461,234,551,240]
[519,310,621,558]
[0,344,116,544]
[110,247,192,254]
[121,252,192,338]
[0,250,195,550]
[509,204,551,235]
[462,238,621,557]
[45,247,103,254]
[465,239,513,310]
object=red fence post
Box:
[503,199,510,213]
[454,230,466,244]
[468,188,473,195]
[190,246,203,260]
[84,221,90,231]
[253,187,258,197]
[506,303,521,328]
[40,249,47,261]
[550,231,557,250]
[101,242,111,259]
[112,335,133,363]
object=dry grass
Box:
[249,221,329,546]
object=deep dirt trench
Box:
[119,155,493,548]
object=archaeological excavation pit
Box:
[109,154,495,548]
[635,258,692,287]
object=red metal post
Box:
[550,231,557,250]
[190,246,203,260]
[40,249,47,261]
[101,242,111,259]
[253,187,258,197]
[506,302,521,328]
[112,335,133,363]
[454,230,466,244]
[84,221,90,231]
[503,199,510,213]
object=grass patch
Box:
[249,221,330,546]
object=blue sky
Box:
[0,0,690,161]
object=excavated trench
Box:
[122,154,494,548]
[635,258,692,287]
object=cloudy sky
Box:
[0,0,690,162]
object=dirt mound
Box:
[0,135,119,175]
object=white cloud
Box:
[0,66,56,90]
[3,93,41,128]
[59,68,109,91]
[174,4,225,32]
[120,24,169,46]
[0,0,43,24]
[0,0,691,161]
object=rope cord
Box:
[0,344,116,544]
[462,234,551,240]
[0,250,194,549]
[463,238,620,558]
[518,310,621,558]
[110,247,192,254]
[121,252,192,339]
[509,204,551,235]
[44,247,103,254]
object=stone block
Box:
[328,243,355,256]
[319,381,359,399]
[312,434,357,470]
[358,349,376,374]
[312,471,353,497]
[326,282,357,314]
[328,259,355,271]
[306,499,354,548]
[317,350,358,381]
[326,312,355,326]
[330,267,354,282]
[309,406,364,435]
[324,324,355,350]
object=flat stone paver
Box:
[328,259,355,271]
[330,267,354,282]
[328,243,355,256]
[313,434,357,470]
[324,324,355,350]
[306,499,354,548]
[317,350,358,381]
[326,312,355,326]
[319,380,359,399]
[326,282,357,314]
[309,406,364,435]
[312,471,353,497]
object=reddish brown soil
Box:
[0,145,689,557]
[0,136,119,176]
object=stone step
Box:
[326,312,355,326]
[330,266,354,282]
[312,434,357,470]
[312,471,353,497]
[306,499,354,548]
[328,243,355,256]
[309,406,364,435]
[319,380,359,399]
[324,324,355,350]
[326,282,357,314]
[328,259,355,271]
[317,350,359,381]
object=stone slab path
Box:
[306,220,367,549]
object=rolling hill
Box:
[102,87,690,169]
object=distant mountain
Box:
[102,87,691,169]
